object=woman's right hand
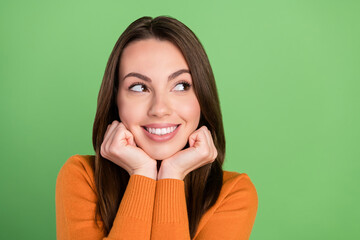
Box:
[100,120,157,180]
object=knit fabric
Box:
[56,155,258,239]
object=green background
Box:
[1,0,359,239]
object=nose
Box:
[148,93,172,118]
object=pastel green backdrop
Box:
[1,0,359,239]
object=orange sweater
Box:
[56,155,258,240]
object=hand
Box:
[158,126,218,180]
[100,120,157,179]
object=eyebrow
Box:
[122,69,190,83]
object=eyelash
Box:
[128,81,149,92]
[128,81,192,92]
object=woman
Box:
[56,16,258,239]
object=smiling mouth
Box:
[142,125,180,136]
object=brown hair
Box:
[92,16,225,239]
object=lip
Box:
[143,123,179,128]
[142,124,181,142]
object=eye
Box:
[173,81,191,91]
[129,83,148,92]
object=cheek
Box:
[174,96,201,125]
[118,96,144,129]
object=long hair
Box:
[92,16,225,239]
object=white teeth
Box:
[146,126,178,136]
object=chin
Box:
[145,149,175,161]
[135,134,189,160]
[140,142,185,160]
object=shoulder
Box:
[222,170,257,190]
[219,170,258,209]
[55,155,103,228]
[195,171,258,239]
[59,154,95,172]
[56,154,96,193]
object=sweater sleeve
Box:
[194,173,258,240]
[151,179,190,240]
[55,155,156,240]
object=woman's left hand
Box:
[158,126,218,180]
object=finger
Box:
[117,123,135,146]
[104,121,128,154]
[101,121,120,156]
[205,128,218,160]
[123,129,135,146]
[188,128,201,147]
[199,126,217,161]
[201,126,212,149]
[188,133,196,147]
[103,120,120,144]
[189,128,208,148]
[111,123,134,147]
[193,126,211,150]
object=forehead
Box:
[119,38,189,76]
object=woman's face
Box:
[117,38,201,160]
